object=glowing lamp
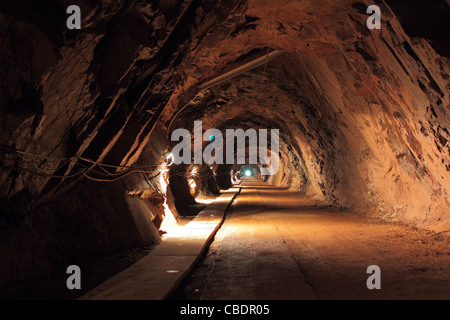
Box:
[164,152,174,166]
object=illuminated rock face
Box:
[164,0,450,228]
[0,0,449,289]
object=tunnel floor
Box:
[170,179,450,300]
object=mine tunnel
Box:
[0,0,449,301]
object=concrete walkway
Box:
[80,187,240,300]
[172,180,450,300]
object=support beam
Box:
[198,50,286,90]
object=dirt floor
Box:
[7,180,449,300]
[170,180,450,300]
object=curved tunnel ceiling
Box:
[155,1,449,222]
[0,0,447,222]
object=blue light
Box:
[244,169,252,177]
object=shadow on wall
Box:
[0,179,161,293]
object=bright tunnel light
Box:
[244,169,253,177]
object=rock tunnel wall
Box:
[163,0,450,227]
[0,0,449,290]
[0,0,237,291]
